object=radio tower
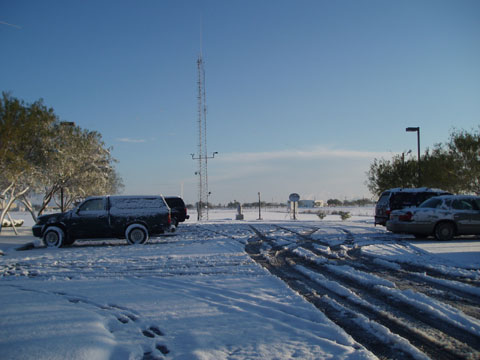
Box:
[191,51,217,220]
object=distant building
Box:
[287,199,325,209]
[298,200,315,208]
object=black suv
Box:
[164,196,189,227]
[33,195,171,247]
[374,187,450,226]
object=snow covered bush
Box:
[339,211,351,221]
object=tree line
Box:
[186,199,374,209]
[0,93,122,231]
[326,198,374,207]
[366,128,480,197]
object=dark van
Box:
[33,195,171,247]
[374,188,450,226]
[164,196,190,227]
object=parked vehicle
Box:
[33,195,171,247]
[164,196,189,227]
[386,195,480,240]
[374,188,450,226]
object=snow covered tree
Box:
[0,92,56,231]
[20,123,123,218]
[1,93,123,229]
[46,127,123,211]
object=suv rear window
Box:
[377,192,390,205]
[390,193,417,209]
[391,191,442,209]
[165,198,185,208]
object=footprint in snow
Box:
[142,326,169,358]
[142,326,164,338]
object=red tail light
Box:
[399,212,413,222]
[168,213,171,225]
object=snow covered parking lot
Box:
[1,210,479,360]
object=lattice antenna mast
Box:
[191,51,217,221]
[198,54,207,220]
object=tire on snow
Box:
[43,226,65,248]
[434,222,455,241]
[125,224,149,245]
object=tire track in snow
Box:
[278,224,480,320]
[248,225,480,360]
[277,225,480,352]
[246,228,425,360]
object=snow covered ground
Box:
[1,209,479,359]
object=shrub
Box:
[339,211,351,221]
[317,211,326,220]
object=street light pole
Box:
[401,150,412,187]
[59,121,75,212]
[257,192,262,220]
[406,127,421,186]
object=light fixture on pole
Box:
[406,127,420,186]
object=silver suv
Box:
[386,195,480,240]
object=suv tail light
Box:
[399,212,413,222]
[168,213,171,225]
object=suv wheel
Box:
[434,222,455,241]
[43,226,65,248]
[125,224,149,245]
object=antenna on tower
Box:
[191,23,217,221]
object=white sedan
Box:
[386,195,480,240]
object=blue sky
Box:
[1,0,479,204]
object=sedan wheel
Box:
[434,222,455,241]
